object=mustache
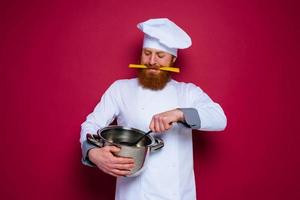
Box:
[144,64,161,69]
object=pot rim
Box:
[97,125,155,148]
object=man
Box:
[80,18,227,200]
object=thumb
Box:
[108,145,121,153]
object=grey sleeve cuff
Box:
[179,108,201,129]
[81,140,97,167]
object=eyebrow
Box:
[143,49,166,54]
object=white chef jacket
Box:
[80,78,226,200]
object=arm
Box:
[80,81,120,165]
[149,83,226,132]
[80,81,120,145]
[149,108,200,132]
[185,83,227,131]
[80,81,135,176]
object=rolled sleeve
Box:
[179,108,201,129]
[81,140,97,167]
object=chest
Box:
[117,85,180,130]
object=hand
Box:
[88,146,135,177]
[149,108,184,132]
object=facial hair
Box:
[138,68,170,90]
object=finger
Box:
[108,172,119,177]
[113,163,135,170]
[97,166,117,177]
[149,118,155,132]
[106,145,121,153]
[105,169,119,177]
[111,168,132,177]
[113,156,135,164]
[99,165,130,177]
[153,115,160,132]
[163,118,172,131]
[158,117,166,132]
[154,116,161,132]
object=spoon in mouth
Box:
[129,64,180,73]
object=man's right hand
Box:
[88,146,135,177]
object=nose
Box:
[149,54,157,66]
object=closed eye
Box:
[157,53,165,58]
[144,51,151,56]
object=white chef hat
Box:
[137,18,192,56]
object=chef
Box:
[80,18,227,200]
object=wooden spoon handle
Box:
[129,64,180,73]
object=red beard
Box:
[138,69,170,90]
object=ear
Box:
[172,56,177,63]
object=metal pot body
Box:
[87,125,164,177]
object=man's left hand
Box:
[149,109,184,132]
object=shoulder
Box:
[170,79,203,93]
[113,78,138,85]
[110,78,138,88]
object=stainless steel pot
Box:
[87,125,164,177]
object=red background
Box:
[1,0,299,199]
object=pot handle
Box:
[150,138,164,152]
[86,134,104,148]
